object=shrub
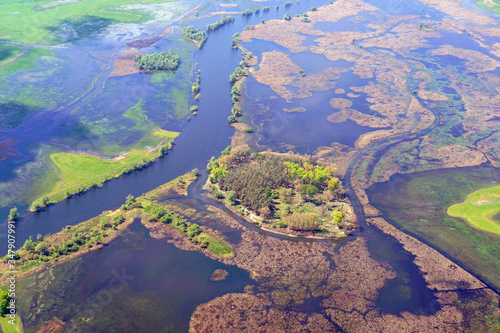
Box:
[8,207,18,221]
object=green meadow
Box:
[448,186,500,235]
[30,130,178,209]
[367,166,500,292]
[475,0,500,14]
[0,0,179,44]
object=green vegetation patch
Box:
[475,0,500,14]
[134,50,180,71]
[206,147,353,236]
[367,166,500,292]
[142,198,233,257]
[30,137,175,210]
[0,0,179,44]
[0,44,23,65]
[181,26,207,48]
[448,186,500,235]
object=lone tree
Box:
[0,291,10,315]
[8,207,18,221]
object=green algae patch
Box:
[448,185,500,235]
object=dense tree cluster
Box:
[182,26,208,47]
[215,152,293,212]
[206,15,234,32]
[134,51,180,71]
[208,149,347,232]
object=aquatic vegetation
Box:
[448,186,500,235]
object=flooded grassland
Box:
[0,0,199,215]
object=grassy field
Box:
[30,131,178,209]
[475,0,500,14]
[448,186,500,235]
[0,287,23,333]
[367,166,500,292]
[0,313,22,333]
[0,0,179,44]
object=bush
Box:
[283,13,291,20]
[244,127,254,133]
[100,216,111,229]
[187,224,200,239]
[23,237,36,251]
[228,115,237,123]
[200,239,209,248]
[227,190,237,205]
[8,207,18,221]
[35,242,49,256]
[191,168,199,176]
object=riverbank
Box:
[1,171,235,285]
